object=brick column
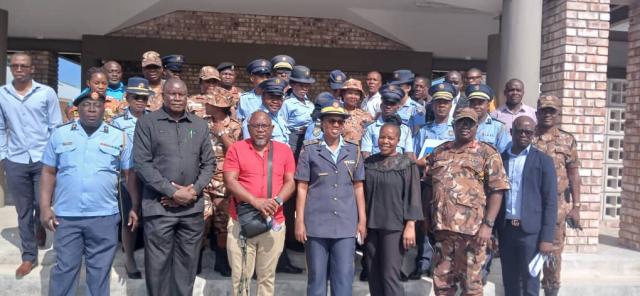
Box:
[620,2,640,251]
[28,50,58,91]
[540,0,610,252]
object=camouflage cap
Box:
[141,51,162,67]
[340,78,364,96]
[537,95,561,110]
[205,87,234,108]
[200,66,221,81]
[453,107,478,123]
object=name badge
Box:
[62,141,73,146]
[318,173,329,176]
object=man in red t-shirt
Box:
[223,110,296,296]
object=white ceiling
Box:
[0,0,502,59]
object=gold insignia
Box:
[305,71,310,76]
[332,101,340,108]
[90,92,99,100]
[474,85,480,91]
[281,57,287,61]
[438,84,445,90]
[176,56,182,62]
[261,60,267,66]
[230,65,235,70]
[138,83,145,88]
[336,76,342,82]
[394,73,399,78]
[275,78,281,84]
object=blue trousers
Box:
[498,224,541,296]
[49,214,120,296]
[4,160,42,263]
[306,237,356,296]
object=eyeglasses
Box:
[9,64,31,70]
[325,119,345,125]
[513,129,534,136]
[132,95,149,101]
[249,124,273,130]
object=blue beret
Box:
[328,70,347,90]
[161,55,185,72]
[125,77,154,96]
[73,91,106,107]
[428,82,457,101]
[289,65,316,84]
[258,78,288,97]
[464,84,495,101]
[247,59,272,75]
[380,84,405,103]
[390,69,415,85]
[270,55,295,71]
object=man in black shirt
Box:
[133,77,215,296]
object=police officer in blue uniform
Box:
[328,69,347,98]
[161,54,185,79]
[408,82,457,281]
[361,84,415,159]
[294,101,367,296]
[465,84,511,152]
[390,69,426,133]
[282,65,316,159]
[40,91,137,296]
[237,59,272,121]
[241,77,290,144]
[304,92,336,141]
[110,76,153,279]
[271,54,295,81]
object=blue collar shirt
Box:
[361,117,414,154]
[320,136,345,163]
[0,80,63,163]
[282,94,314,131]
[242,105,290,144]
[237,89,263,122]
[505,144,531,220]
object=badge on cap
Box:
[275,78,281,84]
[438,84,445,90]
[261,60,267,67]
[281,57,287,61]
[335,76,342,82]
[332,101,340,108]
[176,56,182,62]
[305,71,310,76]
[138,83,145,88]
[394,73,399,78]
[91,92,99,100]
[474,85,480,91]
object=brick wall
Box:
[110,11,409,51]
[540,0,610,253]
[621,2,640,251]
[28,50,58,91]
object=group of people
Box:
[0,50,582,296]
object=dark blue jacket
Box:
[497,146,558,243]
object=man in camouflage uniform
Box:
[141,51,165,111]
[532,95,582,296]
[195,87,242,277]
[187,66,221,118]
[425,107,510,296]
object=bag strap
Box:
[267,141,273,200]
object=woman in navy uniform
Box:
[294,100,367,296]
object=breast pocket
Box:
[54,144,78,169]
[98,144,121,170]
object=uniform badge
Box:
[261,60,267,67]
[438,83,445,90]
[474,85,480,91]
[176,56,182,62]
[138,83,145,88]
[313,126,321,136]
[336,76,342,82]
[62,141,73,146]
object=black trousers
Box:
[144,213,204,296]
[498,223,541,296]
[4,160,42,263]
[365,228,404,296]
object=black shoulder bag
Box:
[235,142,273,238]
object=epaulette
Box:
[107,124,124,132]
[345,139,359,146]
[480,141,500,153]
[491,117,505,125]
[111,113,126,120]
[55,121,75,128]
[303,139,320,146]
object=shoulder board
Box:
[107,124,124,132]
[480,141,500,153]
[55,121,75,128]
[345,139,359,146]
[111,113,125,120]
[491,117,505,125]
[303,139,320,146]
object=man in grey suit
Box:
[133,78,215,296]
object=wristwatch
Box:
[482,218,495,228]
[274,196,283,206]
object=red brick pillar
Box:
[620,2,640,251]
[540,0,610,252]
[27,50,58,91]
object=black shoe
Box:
[286,241,306,252]
[409,267,431,280]
[400,271,409,282]
[125,265,142,279]
[214,250,232,277]
[359,269,368,282]
[544,288,559,296]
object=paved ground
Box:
[0,205,638,295]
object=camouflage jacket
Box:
[532,126,580,194]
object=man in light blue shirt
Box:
[390,69,426,133]
[505,144,530,219]
[361,84,414,158]
[465,84,511,152]
[242,78,290,144]
[237,59,272,122]
[0,52,62,277]
[40,91,137,296]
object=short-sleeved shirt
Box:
[361,92,381,118]
[242,105,290,144]
[490,104,537,131]
[224,139,296,224]
[344,108,374,143]
[397,97,426,131]
[414,121,455,158]
[361,117,414,154]
[42,121,132,217]
[106,82,126,101]
[282,95,314,131]
[425,140,510,235]
[477,115,511,153]
[532,127,580,194]
[294,138,364,238]
[237,89,262,121]
[111,108,148,138]
[204,116,242,198]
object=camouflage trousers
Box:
[204,195,230,249]
[542,193,571,290]
[433,230,487,296]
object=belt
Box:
[289,127,307,134]
[506,219,521,227]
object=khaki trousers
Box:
[227,218,286,296]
